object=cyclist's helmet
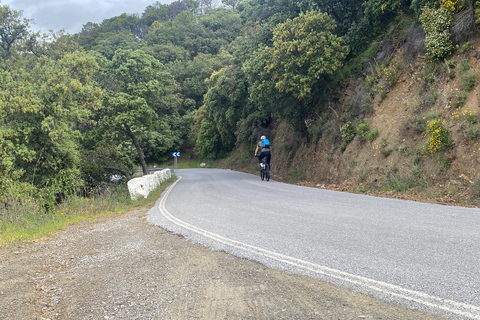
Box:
[260,135,266,140]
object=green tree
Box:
[99,13,142,36]
[145,10,222,56]
[239,0,301,24]
[195,117,223,159]
[0,49,102,204]
[143,43,191,64]
[298,0,364,35]
[99,49,180,175]
[166,52,232,107]
[242,45,281,114]
[222,0,244,9]
[91,32,141,59]
[195,64,247,158]
[200,8,244,44]
[169,0,191,20]
[266,10,349,100]
[0,5,34,58]
[141,2,171,26]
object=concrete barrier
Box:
[127,169,172,200]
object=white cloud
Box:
[1,0,173,34]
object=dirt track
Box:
[0,208,447,320]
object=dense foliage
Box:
[1,0,471,209]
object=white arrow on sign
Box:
[172,152,181,157]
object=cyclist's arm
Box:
[254,145,259,155]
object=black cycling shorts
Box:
[258,151,271,165]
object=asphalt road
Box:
[147,168,480,320]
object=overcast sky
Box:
[2,0,174,34]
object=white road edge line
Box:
[158,176,480,320]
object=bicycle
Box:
[255,156,270,181]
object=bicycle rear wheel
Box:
[260,168,264,180]
[265,165,270,181]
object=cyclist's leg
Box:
[259,152,266,167]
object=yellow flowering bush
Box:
[439,0,462,12]
[452,107,475,123]
[426,118,451,152]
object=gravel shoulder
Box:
[0,207,447,320]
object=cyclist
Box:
[254,135,271,169]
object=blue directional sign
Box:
[172,152,181,157]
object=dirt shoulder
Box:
[0,208,446,320]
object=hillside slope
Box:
[231,29,480,208]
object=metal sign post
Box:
[172,152,180,172]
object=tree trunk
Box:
[124,124,148,176]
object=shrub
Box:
[365,129,380,142]
[448,89,469,108]
[383,62,401,87]
[349,84,374,117]
[471,179,480,199]
[444,59,456,78]
[439,0,463,12]
[462,121,480,142]
[380,138,393,157]
[460,70,476,91]
[340,121,356,145]
[405,111,441,133]
[459,59,470,72]
[383,171,414,192]
[453,109,480,142]
[195,119,224,160]
[364,61,400,101]
[460,41,474,54]
[426,118,451,152]
[419,6,454,60]
[356,119,379,142]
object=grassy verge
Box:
[0,176,177,247]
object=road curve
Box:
[147,168,480,319]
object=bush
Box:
[462,121,480,142]
[195,119,224,160]
[419,6,454,60]
[452,109,480,142]
[340,121,356,147]
[460,70,476,91]
[349,84,374,117]
[356,119,379,142]
[460,41,474,54]
[426,118,451,152]
[380,138,393,157]
[405,110,441,134]
[458,58,470,72]
[383,171,414,192]
[448,89,469,108]
[471,179,480,199]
